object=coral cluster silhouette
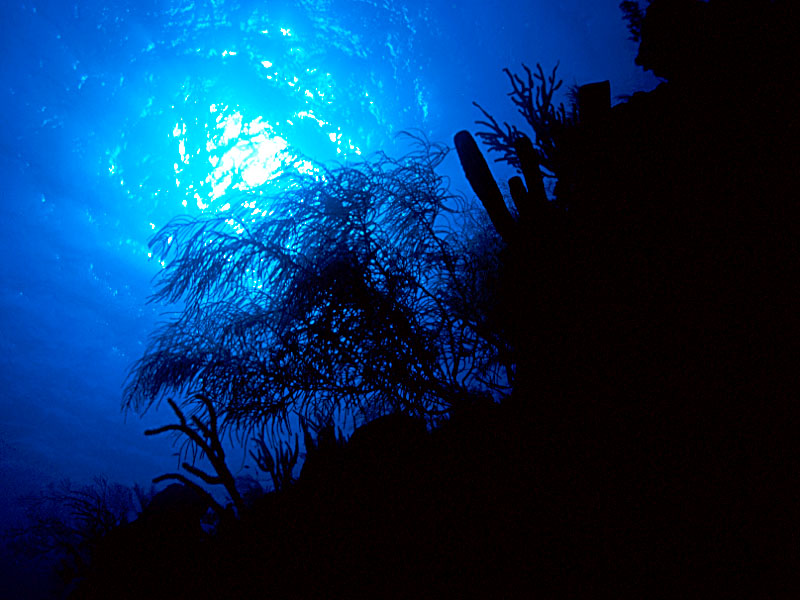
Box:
[125,133,510,456]
[58,2,798,597]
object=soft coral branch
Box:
[146,396,244,515]
[474,62,573,179]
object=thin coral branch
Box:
[250,433,300,492]
[146,397,245,514]
[126,134,511,458]
[472,102,523,168]
[181,462,223,486]
[473,62,573,178]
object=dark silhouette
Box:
[144,394,242,516]
[472,62,575,177]
[124,132,509,447]
[70,482,215,599]
[452,1,797,595]
[249,424,301,493]
[49,2,798,597]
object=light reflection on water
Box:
[108,19,380,250]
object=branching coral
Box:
[145,395,242,515]
[125,132,511,463]
[473,63,575,178]
[249,432,299,493]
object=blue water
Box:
[0,0,654,594]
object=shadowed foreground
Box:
[74,405,540,598]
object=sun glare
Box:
[122,29,370,261]
[168,86,362,217]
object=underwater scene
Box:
[2,0,795,597]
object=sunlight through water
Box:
[166,51,363,217]
[103,7,404,257]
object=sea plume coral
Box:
[124,132,511,454]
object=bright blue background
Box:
[0,0,655,563]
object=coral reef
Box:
[58,3,798,597]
